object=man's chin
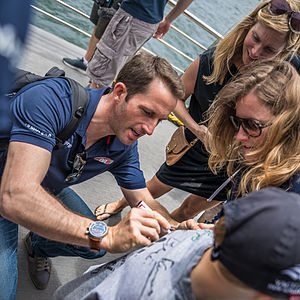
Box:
[119,135,137,145]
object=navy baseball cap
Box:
[212,187,300,299]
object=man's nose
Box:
[143,119,158,136]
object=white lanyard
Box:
[206,168,241,202]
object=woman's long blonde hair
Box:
[205,0,300,85]
[207,60,300,196]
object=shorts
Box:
[156,141,229,201]
[87,8,158,86]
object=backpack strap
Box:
[55,78,89,144]
[5,68,89,146]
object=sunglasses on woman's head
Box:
[229,115,271,137]
[268,0,300,33]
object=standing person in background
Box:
[97,0,300,222]
[87,0,193,89]
[63,0,123,72]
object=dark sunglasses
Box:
[268,0,300,33]
[65,151,87,183]
[229,115,271,137]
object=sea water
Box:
[31,0,259,71]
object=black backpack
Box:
[7,66,89,145]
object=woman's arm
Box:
[173,57,208,141]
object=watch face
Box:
[89,221,108,238]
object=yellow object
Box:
[168,113,184,127]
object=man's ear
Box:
[112,82,127,103]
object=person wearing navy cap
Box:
[55,187,300,300]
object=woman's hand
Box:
[176,219,215,230]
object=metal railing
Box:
[31,0,223,74]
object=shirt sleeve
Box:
[9,79,72,152]
[110,142,146,190]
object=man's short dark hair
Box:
[115,52,185,101]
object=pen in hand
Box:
[135,200,172,234]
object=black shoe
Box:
[62,57,87,73]
[24,232,52,290]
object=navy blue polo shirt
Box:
[7,78,146,195]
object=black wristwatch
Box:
[86,221,108,252]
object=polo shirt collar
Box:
[75,87,130,152]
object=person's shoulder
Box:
[198,47,216,76]
[199,47,215,65]
[200,47,215,58]
[10,77,73,141]
[15,77,71,96]
[13,77,72,110]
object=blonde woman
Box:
[207,60,300,200]
[95,0,300,221]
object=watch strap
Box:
[88,238,101,252]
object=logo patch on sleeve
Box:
[94,157,114,165]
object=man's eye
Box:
[143,109,152,116]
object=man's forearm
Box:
[0,142,94,248]
[165,0,193,23]
[0,183,93,248]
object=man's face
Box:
[111,79,178,145]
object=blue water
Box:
[31,0,259,71]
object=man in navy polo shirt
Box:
[0,52,185,297]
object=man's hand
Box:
[153,18,171,39]
[153,0,193,39]
[103,208,170,253]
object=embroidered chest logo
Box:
[94,157,114,165]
